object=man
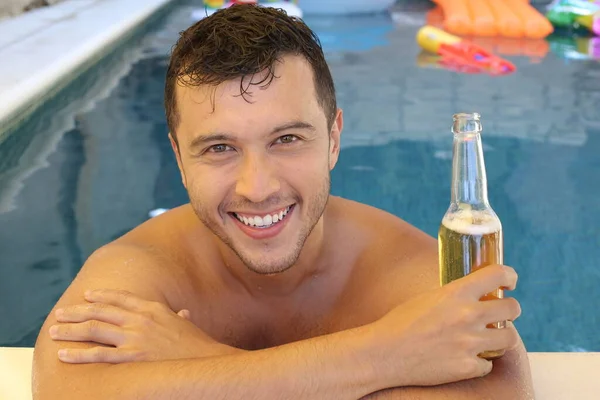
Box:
[32,5,533,399]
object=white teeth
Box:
[234,206,292,228]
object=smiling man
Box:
[32,4,534,400]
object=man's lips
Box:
[229,204,295,239]
[231,205,292,226]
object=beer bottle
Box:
[438,112,506,360]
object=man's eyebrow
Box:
[270,121,316,134]
[189,133,235,149]
[189,121,316,149]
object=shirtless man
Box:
[32,5,533,399]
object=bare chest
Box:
[175,231,438,350]
[197,303,369,350]
[189,278,406,351]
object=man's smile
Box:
[229,204,296,239]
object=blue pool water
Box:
[0,1,599,351]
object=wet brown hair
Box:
[164,4,337,143]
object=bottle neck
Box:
[451,131,489,206]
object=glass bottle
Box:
[438,112,506,360]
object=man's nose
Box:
[235,152,280,203]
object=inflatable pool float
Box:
[299,0,395,15]
[546,0,600,35]
[191,0,303,20]
[432,0,554,38]
[577,11,600,35]
[416,25,516,75]
[425,6,551,59]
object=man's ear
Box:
[169,133,187,189]
[328,109,343,170]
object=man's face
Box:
[171,55,342,274]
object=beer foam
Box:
[442,211,501,235]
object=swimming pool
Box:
[0,0,599,352]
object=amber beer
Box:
[439,113,506,360]
[439,211,505,310]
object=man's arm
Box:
[32,244,382,400]
[36,325,383,400]
[363,337,535,400]
[34,243,526,399]
[365,225,535,400]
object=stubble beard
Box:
[190,175,331,275]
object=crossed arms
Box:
[32,246,534,399]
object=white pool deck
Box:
[1,347,600,399]
[0,0,174,134]
[0,0,599,399]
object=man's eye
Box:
[207,144,232,153]
[275,135,298,144]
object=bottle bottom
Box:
[479,319,507,360]
[478,349,506,360]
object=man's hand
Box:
[370,264,522,389]
[49,289,241,363]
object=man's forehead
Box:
[176,55,314,99]
[174,55,318,120]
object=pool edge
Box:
[0,0,177,143]
[1,347,600,399]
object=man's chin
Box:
[229,237,302,275]
[243,259,296,275]
[234,250,299,275]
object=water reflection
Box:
[0,5,193,346]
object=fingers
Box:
[480,324,521,353]
[49,321,125,346]
[57,346,142,364]
[84,289,146,312]
[477,297,522,325]
[456,265,518,299]
[178,309,191,320]
[55,303,136,326]
[474,357,493,378]
[459,356,494,381]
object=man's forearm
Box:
[361,344,535,400]
[36,325,385,400]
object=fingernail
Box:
[49,326,58,338]
[55,308,64,318]
[58,349,68,360]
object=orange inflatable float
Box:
[426,6,550,60]
[432,0,554,38]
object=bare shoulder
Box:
[76,204,204,305]
[328,196,437,256]
[32,206,196,388]
[328,196,440,300]
[72,241,177,301]
[36,231,182,341]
